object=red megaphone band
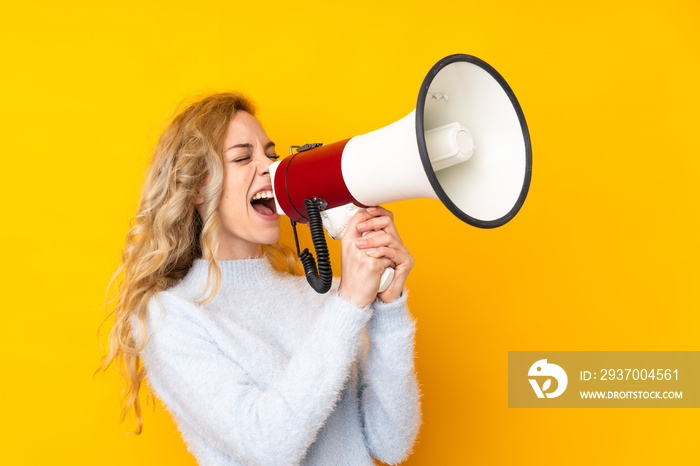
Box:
[273,138,365,223]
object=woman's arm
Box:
[138,290,372,466]
[339,206,421,462]
[359,295,421,464]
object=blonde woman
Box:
[99,92,421,465]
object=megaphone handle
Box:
[378,267,394,293]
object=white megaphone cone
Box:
[269,54,532,293]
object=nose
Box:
[255,153,273,176]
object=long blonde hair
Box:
[97,92,297,433]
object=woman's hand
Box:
[338,206,414,307]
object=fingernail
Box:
[356,240,366,247]
[357,222,366,230]
[367,207,377,212]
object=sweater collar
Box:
[185,257,277,288]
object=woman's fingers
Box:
[355,207,403,246]
[343,208,377,241]
[355,230,398,249]
[339,205,413,305]
[338,244,397,306]
[356,215,400,240]
[365,205,393,219]
[366,245,411,268]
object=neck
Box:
[202,243,264,260]
[185,256,276,288]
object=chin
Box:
[259,226,282,245]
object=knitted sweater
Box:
[137,258,421,465]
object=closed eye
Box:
[232,153,279,163]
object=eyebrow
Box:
[226,141,276,152]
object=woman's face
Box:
[214,111,282,259]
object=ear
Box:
[195,173,211,206]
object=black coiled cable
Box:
[293,198,333,294]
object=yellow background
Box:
[1,0,698,464]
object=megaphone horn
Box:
[269,54,532,293]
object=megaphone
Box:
[269,54,532,293]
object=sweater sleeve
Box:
[359,292,421,464]
[138,291,372,466]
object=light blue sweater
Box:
[137,258,421,465]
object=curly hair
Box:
[97,92,297,433]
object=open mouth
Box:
[250,190,276,216]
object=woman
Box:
[99,92,421,465]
